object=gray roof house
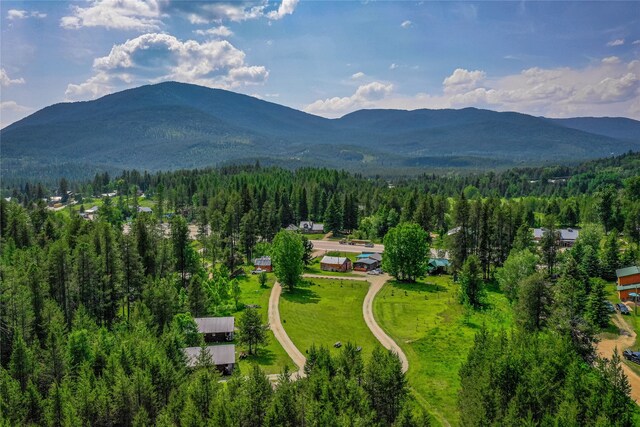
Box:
[532,228,579,246]
[194,317,235,342]
[183,345,236,374]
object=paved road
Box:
[268,281,307,379]
[310,240,385,253]
[597,311,640,403]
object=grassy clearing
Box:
[373,275,512,427]
[279,278,381,359]
[228,270,295,375]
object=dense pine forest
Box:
[1,152,640,426]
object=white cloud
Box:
[607,39,625,47]
[351,72,365,79]
[267,0,299,20]
[65,33,268,101]
[390,63,398,70]
[305,59,640,119]
[60,0,163,31]
[6,9,46,20]
[194,25,234,38]
[0,101,33,128]
[400,20,412,28]
[0,68,25,87]
[442,68,486,93]
[633,40,640,45]
[304,82,393,117]
[602,56,621,65]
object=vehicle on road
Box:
[606,301,616,313]
[364,242,374,248]
[623,349,640,364]
[616,303,631,315]
[367,269,380,275]
[339,239,346,244]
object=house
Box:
[616,266,640,300]
[299,221,324,233]
[137,206,152,214]
[532,228,579,247]
[354,257,379,272]
[85,206,99,214]
[428,258,451,275]
[321,256,352,272]
[183,345,236,374]
[253,256,273,272]
[194,317,235,342]
[285,224,300,232]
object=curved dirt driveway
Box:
[597,312,640,403]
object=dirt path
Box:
[303,273,409,373]
[597,313,640,403]
[268,281,307,380]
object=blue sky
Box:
[1,1,640,127]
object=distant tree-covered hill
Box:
[2,81,639,182]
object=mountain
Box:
[2,81,639,181]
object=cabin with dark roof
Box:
[194,317,235,342]
[183,345,236,375]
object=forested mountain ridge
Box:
[2,81,639,183]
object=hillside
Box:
[2,81,639,181]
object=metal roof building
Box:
[194,317,235,334]
[183,345,236,369]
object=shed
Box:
[321,256,352,272]
[616,266,640,300]
[194,317,235,342]
[183,345,236,375]
[428,258,451,274]
[253,256,273,272]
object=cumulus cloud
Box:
[305,58,640,119]
[0,101,33,128]
[351,72,365,79]
[442,68,486,93]
[633,40,640,45]
[0,68,25,87]
[60,0,299,30]
[607,39,625,47]
[60,0,163,31]
[400,20,412,28]
[304,82,393,117]
[7,9,46,20]
[65,33,268,101]
[194,25,234,38]
[390,63,398,70]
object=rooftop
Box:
[321,256,349,265]
[194,317,235,334]
[183,345,236,367]
[617,266,640,278]
[253,256,271,267]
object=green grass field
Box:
[229,271,295,375]
[279,278,381,358]
[373,275,512,427]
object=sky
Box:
[1,1,640,128]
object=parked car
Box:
[606,301,616,313]
[616,303,631,315]
[364,242,374,248]
[367,269,380,275]
[623,349,640,364]
[251,268,264,275]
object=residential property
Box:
[194,317,235,342]
[299,221,325,233]
[532,228,579,247]
[616,266,640,300]
[428,258,451,275]
[137,206,152,214]
[183,345,236,374]
[253,256,273,272]
[354,252,383,271]
[285,224,300,232]
[320,256,352,272]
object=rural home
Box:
[616,266,640,300]
[428,258,451,274]
[194,317,235,342]
[354,257,379,272]
[253,256,273,272]
[321,256,352,272]
[299,221,325,233]
[183,345,236,374]
[532,228,579,247]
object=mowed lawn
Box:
[230,271,295,375]
[279,278,381,358]
[373,275,512,427]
